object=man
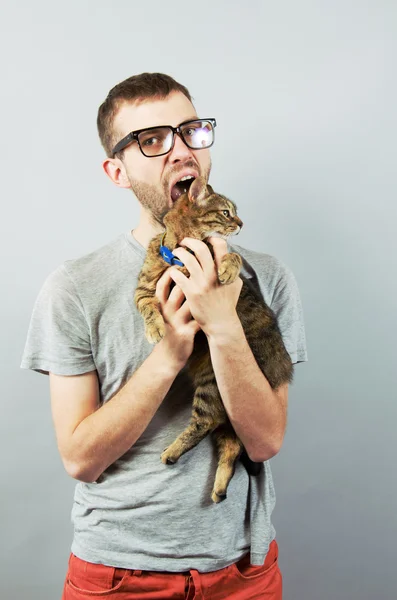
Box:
[21,72,308,599]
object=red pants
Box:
[62,539,282,599]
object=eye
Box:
[142,137,158,147]
[182,124,200,137]
[222,210,230,217]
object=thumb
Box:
[189,319,201,336]
[208,237,228,269]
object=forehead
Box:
[114,91,198,137]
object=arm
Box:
[169,237,288,462]
[206,318,288,462]
[51,271,200,483]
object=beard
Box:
[128,179,171,225]
[127,159,212,225]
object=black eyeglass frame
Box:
[111,118,217,158]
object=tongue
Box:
[171,179,194,202]
[171,184,184,202]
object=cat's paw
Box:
[211,489,227,503]
[161,447,178,465]
[218,266,237,285]
[145,316,165,344]
[217,253,242,285]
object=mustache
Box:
[165,159,199,185]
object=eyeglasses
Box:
[111,118,217,158]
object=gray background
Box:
[1,1,396,598]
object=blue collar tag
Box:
[159,244,184,267]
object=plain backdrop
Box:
[1,1,396,599]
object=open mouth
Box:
[170,175,196,202]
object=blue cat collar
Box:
[159,233,184,267]
[159,245,184,267]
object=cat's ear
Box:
[188,176,210,205]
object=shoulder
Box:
[230,243,308,364]
[229,242,290,275]
[229,242,298,305]
[41,233,131,298]
[63,233,127,281]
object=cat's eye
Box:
[222,210,230,217]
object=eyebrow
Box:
[181,116,199,123]
[134,116,200,132]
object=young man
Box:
[21,73,308,599]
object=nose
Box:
[169,132,195,163]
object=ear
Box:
[188,176,209,205]
[102,158,131,189]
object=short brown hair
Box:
[97,72,194,159]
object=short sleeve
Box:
[270,262,308,365]
[20,265,96,376]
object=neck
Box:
[132,210,165,249]
[132,207,202,250]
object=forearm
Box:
[207,317,286,462]
[69,343,182,482]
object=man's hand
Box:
[155,268,201,370]
[169,237,243,338]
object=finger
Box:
[234,276,243,296]
[177,298,195,322]
[172,247,203,279]
[206,237,228,270]
[155,268,173,305]
[179,237,215,276]
[169,266,189,293]
[167,283,186,310]
[188,319,201,336]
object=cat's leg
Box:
[160,410,218,465]
[135,263,190,344]
[134,282,166,344]
[217,252,242,285]
[211,423,243,503]
[161,352,226,464]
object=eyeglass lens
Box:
[138,120,214,157]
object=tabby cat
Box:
[134,177,293,503]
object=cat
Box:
[134,177,293,503]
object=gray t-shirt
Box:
[20,231,308,571]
